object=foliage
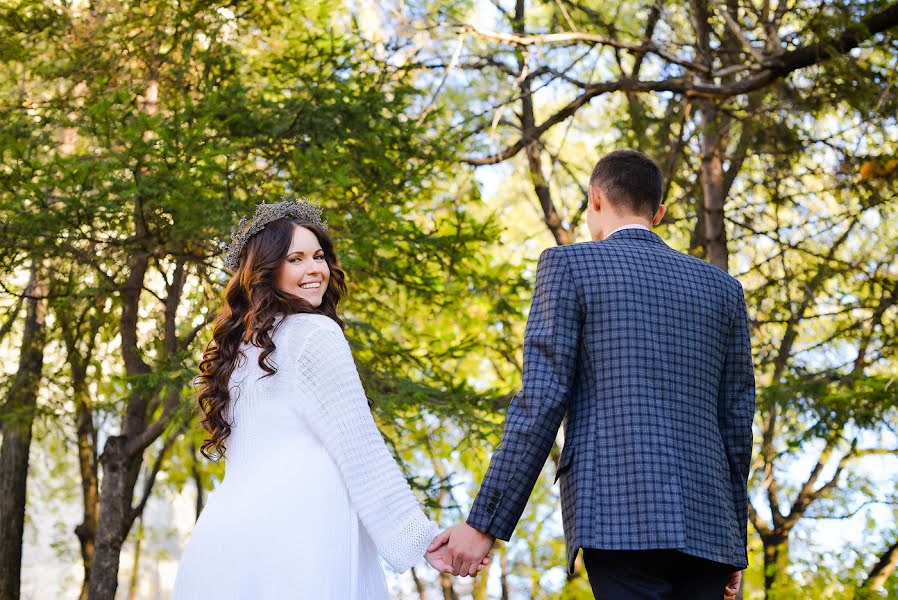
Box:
[2,0,897,598]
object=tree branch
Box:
[710,0,767,64]
[748,498,773,536]
[631,0,663,78]
[781,438,858,531]
[128,424,184,528]
[861,538,898,593]
[178,311,215,352]
[0,294,24,345]
[784,431,844,525]
[455,23,704,72]
[126,387,183,457]
[462,3,898,165]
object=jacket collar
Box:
[603,228,667,245]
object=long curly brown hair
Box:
[197,218,346,459]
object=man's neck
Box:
[600,219,653,240]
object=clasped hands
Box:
[424,524,744,594]
[424,523,495,577]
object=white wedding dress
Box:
[173,313,438,599]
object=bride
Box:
[173,200,485,599]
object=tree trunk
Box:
[688,0,730,273]
[698,101,729,272]
[422,440,458,600]
[74,382,99,600]
[88,435,142,600]
[524,137,574,245]
[189,442,205,521]
[763,542,777,594]
[57,295,104,600]
[439,572,459,600]
[0,265,47,600]
[472,559,491,600]
[500,545,509,600]
[127,518,144,600]
[762,536,789,596]
[409,566,427,600]
[859,539,898,596]
[514,0,574,247]
[88,250,154,599]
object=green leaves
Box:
[2,5,530,593]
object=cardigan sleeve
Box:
[289,316,438,572]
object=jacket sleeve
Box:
[290,318,438,572]
[467,248,582,540]
[717,286,756,550]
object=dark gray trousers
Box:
[583,549,735,600]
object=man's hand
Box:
[429,523,495,577]
[724,570,742,598]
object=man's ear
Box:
[589,186,602,212]
[652,204,667,226]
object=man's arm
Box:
[718,286,756,556]
[459,248,582,551]
[439,248,583,575]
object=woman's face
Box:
[275,225,330,308]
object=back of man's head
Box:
[589,150,663,219]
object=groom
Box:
[433,150,755,599]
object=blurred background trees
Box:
[0,0,896,599]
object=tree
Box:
[2,1,528,598]
[0,264,47,600]
[396,0,898,595]
[0,3,69,595]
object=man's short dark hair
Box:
[589,150,663,218]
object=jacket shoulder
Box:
[539,241,598,263]
[548,240,744,294]
[673,251,746,312]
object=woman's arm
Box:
[289,317,438,572]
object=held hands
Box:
[425,524,493,576]
[424,542,455,574]
[425,540,490,574]
[427,523,495,577]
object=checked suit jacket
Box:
[467,228,755,573]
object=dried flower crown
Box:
[222,199,328,271]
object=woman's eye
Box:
[288,258,301,263]
[314,254,325,261]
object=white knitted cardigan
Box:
[284,313,438,572]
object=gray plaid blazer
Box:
[467,228,755,572]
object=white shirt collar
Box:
[607,223,651,237]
